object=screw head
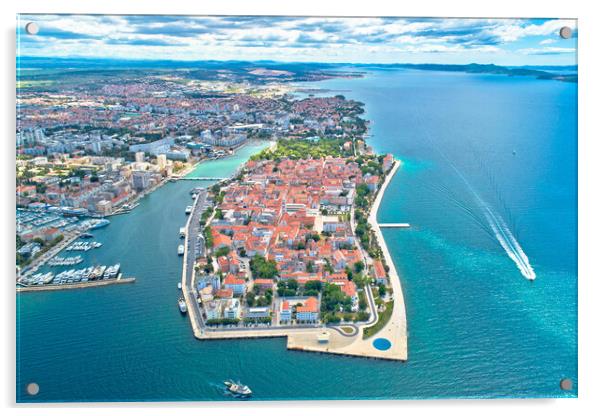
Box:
[560,378,573,391]
[25,22,39,35]
[559,26,572,39]
[26,382,39,395]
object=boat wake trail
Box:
[412,108,536,280]
[481,201,536,280]
[442,150,536,281]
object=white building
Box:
[246,307,270,319]
[156,154,167,169]
[295,297,319,323]
[205,301,221,320]
[223,299,240,319]
[135,152,145,163]
[280,300,292,323]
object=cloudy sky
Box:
[17,15,577,66]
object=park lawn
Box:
[340,326,355,334]
[362,301,394,339]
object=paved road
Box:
[19,231,80,278]
[182,189,209,335]
[328,284,378,337]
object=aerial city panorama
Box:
[16,15,577,401]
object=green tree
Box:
[250,255,279,279]
[246,292,256,307]
[214,246,230,258]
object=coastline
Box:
[114,140,271,216]
[367,159,408,358]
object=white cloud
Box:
[16,15,578,65]
[489,19,576,42]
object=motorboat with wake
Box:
[224,380,252,398]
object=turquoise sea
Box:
[16,69,577,401]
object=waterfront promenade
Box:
[366,160,407,359]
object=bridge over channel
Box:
[176,177,227,181]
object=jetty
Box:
[378,223,410,228]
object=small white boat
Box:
[224,380,252,397]
[177,282,182,290]
[177,245,185,255]
[178,297,187,314]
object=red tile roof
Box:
[216,288,233,298]
[342,280,357,297]
[296,296,319,313]
[224,274,245,286]
[373,260,386,278]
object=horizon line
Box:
[16,56,578,68]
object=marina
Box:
[17,263,129,290]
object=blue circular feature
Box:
[373,338,392,351]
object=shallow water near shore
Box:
[17,69,577,401]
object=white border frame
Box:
[2,0,600,414]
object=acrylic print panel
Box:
[15,14,578,402]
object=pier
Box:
[378,223,410,228]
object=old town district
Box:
[194,153,395,329]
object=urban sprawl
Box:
[17,66,406,359]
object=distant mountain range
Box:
[17,57,577,83]
[377,63,577,83]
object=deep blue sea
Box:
[16,69,577,402]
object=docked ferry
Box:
[88,218,110,230]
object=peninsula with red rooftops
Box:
[181,136,408,361]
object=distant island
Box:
[380,63,578,83]
[18,57,577,84]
